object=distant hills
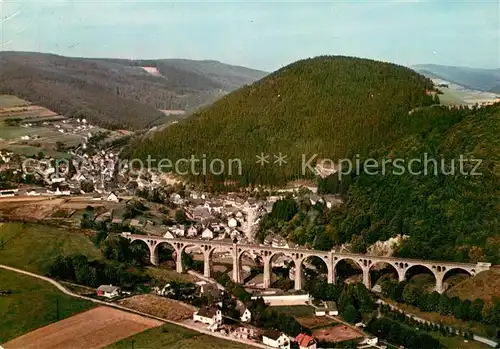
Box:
[0,52,267,130]
[127,55,438,186]
[412,64,500,93]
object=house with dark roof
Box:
[193,306,222,328]
[262,330,290,349]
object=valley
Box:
[0,52,498,349]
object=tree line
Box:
[381,278,500,332]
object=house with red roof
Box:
[295,333,317,349]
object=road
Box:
[0,264,266,349]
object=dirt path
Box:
[0,264,264,349]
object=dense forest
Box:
[0,52,266,130]
[336,103,500,262]
[127,55,438,185]
[255,103,500,263]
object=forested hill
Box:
[254,103,500,263]
[0,52,267,130]
[127,55,438,186]
[333,103,500,263]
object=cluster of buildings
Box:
[18,117,94,142]
[161,194,269,243]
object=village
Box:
[87,265,381,349]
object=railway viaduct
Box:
[121,233,491,294]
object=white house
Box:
[106,192,119,203]
[170,193,182,204]
[240,308,252,323]
[193,306,222,328]
[154,283,175,296]
[202,228,214,240]
[169,225,185,237]
[262,330,290,349]
[163,231,176,239]
[359,337,378,346]
[295,333,317,349]
[96,284,120,299]
[228,217,238,228]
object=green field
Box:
[105,323,255,349]
[432,333,491,349]
[437,88,467,105]
[0,95,31,108]
[272,305,316,317]
[0,223,102,274]
[0,268,94,344]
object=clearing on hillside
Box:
[2,306,162,349]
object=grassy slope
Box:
[446,269,500,302]
[105,323,254,349]
[0,222,102,274]
[0,268,94,344]
[433,333,491,349]
[383,299,493,338]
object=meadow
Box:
[0,95,30,108]
[0,222,102,274]
[105,323,255,349]
[0,268,94,344]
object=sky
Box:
[0,0,498,71]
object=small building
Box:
[325,301,338,316]
[240,308,252,323]
[154,283,175,296]
[106,192,119,203]
[295,333,317,349]
[202,228,214,240]
[193,306,222,328]
[186,225,198,237]
[228,217,238,228]
[96,285,120,299]
[163,231,176,239]
[359,337,378,346]
[111,217,123,225]
[262,330,290,349]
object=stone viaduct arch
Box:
[367,261,401,289]
[121,233,490,294]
